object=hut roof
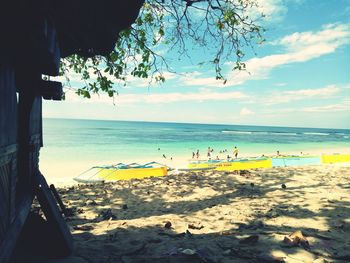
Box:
[48,0,145,57]
[0,0,144,59]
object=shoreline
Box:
[40,147,350,187]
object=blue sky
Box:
[44,0,350,129]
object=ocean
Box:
[40,118,350,184]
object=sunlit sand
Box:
[55,164,350,262]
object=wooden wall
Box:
[0,65,17,244]
[29,96,42,185]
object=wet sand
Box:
[56,165,350,263]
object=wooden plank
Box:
[41,19,60,76]
[0,163,10,240]
[29,97,42,189]
[0,200,7,241]
[0,65,17,248]
[0,144,17,160]
[0,192,32,263]
[16,75,37,188]
[9,155,17,223]
[34,172,74,256]
[0,154,11,167]
[50,184,69,217]
[0,66,17,148]
[29,97,42,145]
[40,80,63,100]
[0,164,10,214]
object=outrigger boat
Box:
[74,162,168,183]
[186,153,350,171]
[188,157,272,171]
[272,155,321,167]
[74,154,350,183]
[321,154,350,164]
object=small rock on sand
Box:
[164,221,172,229]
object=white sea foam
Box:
[303,132,329,136]
[222,131,252,134]
[222,131,297,136]
[269,132,298,136]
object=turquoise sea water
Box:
[40,118,350,182]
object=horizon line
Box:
[42,117,350,131]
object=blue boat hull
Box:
[272,156,321,167]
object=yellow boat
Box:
[98,166,167,181]
[321,154,350,164]
[74,162,168,183]
[188,157,272,171]
[187,161,217,170]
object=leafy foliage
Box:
[60,0,265,98]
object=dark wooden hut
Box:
[0,1,144,262]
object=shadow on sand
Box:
[11,166,350,262]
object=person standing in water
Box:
[233,146,239,159]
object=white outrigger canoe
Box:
[74,162,168,183]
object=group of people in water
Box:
[159,146,307,162]
[191,146,239,160]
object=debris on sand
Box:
[239,234,259,245]
[164,221,172,229]
[283,230,310,250]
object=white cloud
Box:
[125,71,178,88]
[284,85,340,97]
[51,71,85,84]
[240,107,255,116]
[180,74,223,87]
[56,67,178,91]
[180,23,350,88]
[275,82,287,87]
[245,0,305,23]
[64,90,249,105]
[265,85,341,105]
[250,0,288,22]
[277,23,350,51]
[57,23,350,96]
[301,99,350,113]
[117,90,248,104]
[186,0,289,25]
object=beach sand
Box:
[41,147,350,187]
[47,164,350,263]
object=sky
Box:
[44,0,350,129]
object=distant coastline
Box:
[43,117,350,131]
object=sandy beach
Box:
[41,147,350,187]
[43,164,350,263]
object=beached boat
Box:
[272,156,321,167]
[74,162,168,183]
[188,157,272,171]
[321,154,350,164]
